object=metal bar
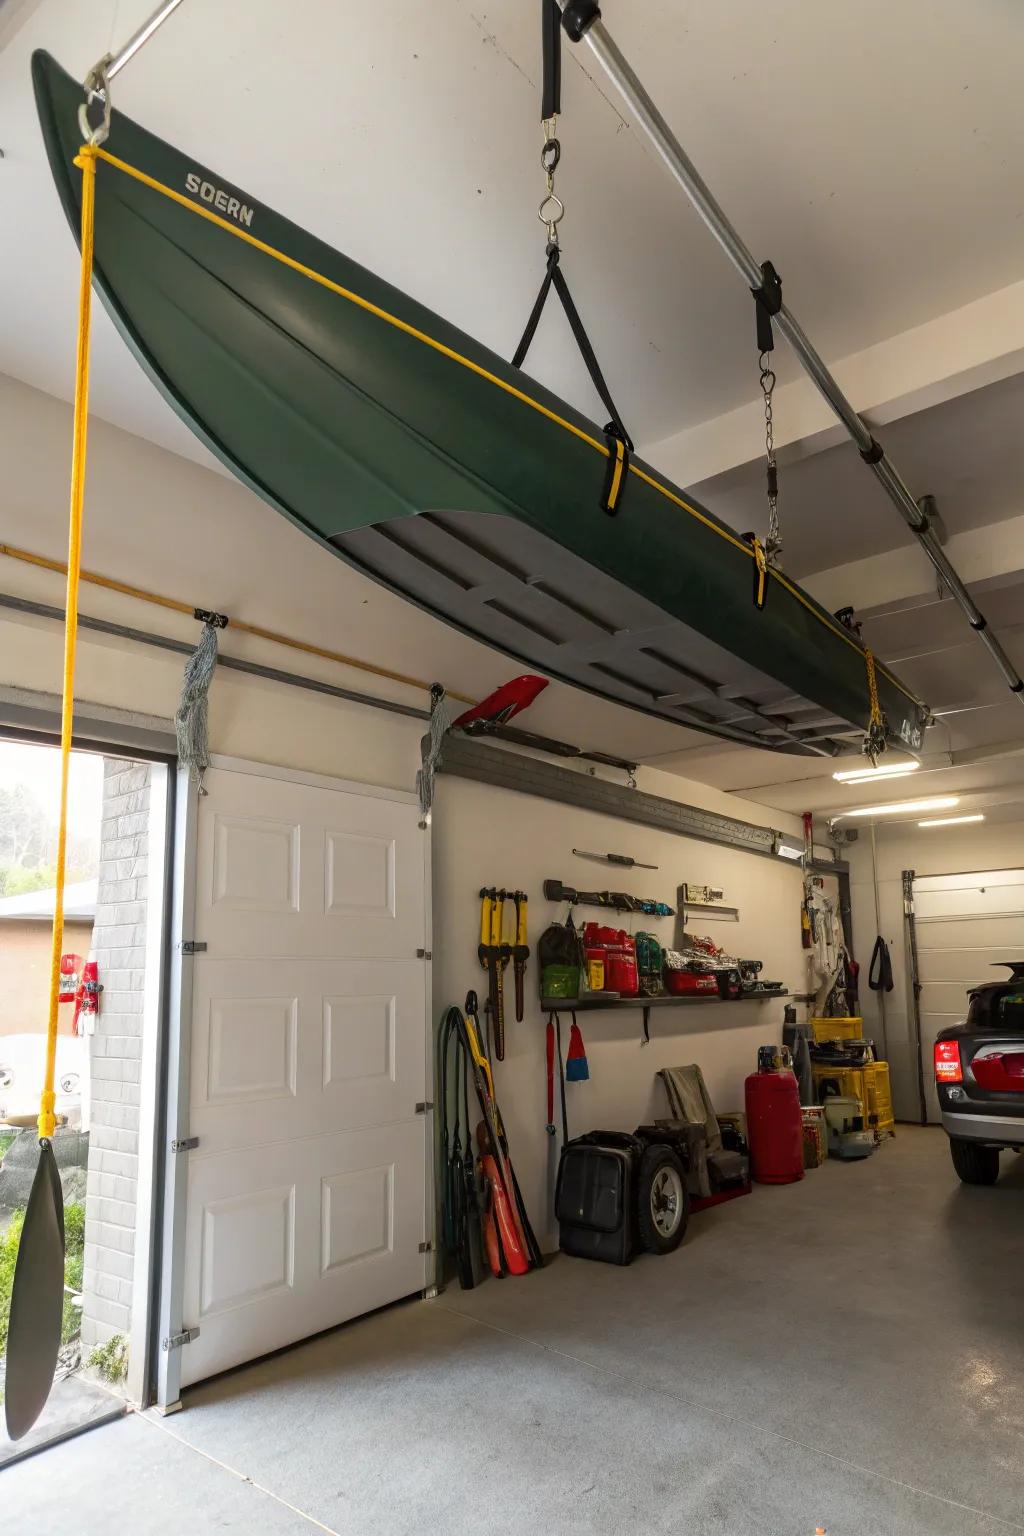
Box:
[1,591,645,782]
[902,869,930,1125]
[0,591,430,724]
[437,732,803,862]
[106,0,185,80]
[563,7,1024,706]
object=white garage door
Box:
[178,762,430,1387]
[913,868,1024,1123]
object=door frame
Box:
[156,754,433,1412]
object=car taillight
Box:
[934,1039,963,1083]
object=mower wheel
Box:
[637,1144,689,1255]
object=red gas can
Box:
[744,1069,804,1184]
[582,925,639,996]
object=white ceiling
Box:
[690,371,1024,579]
[2,0,1024,836]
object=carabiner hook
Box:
[78,56,113,147]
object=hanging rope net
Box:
[175,608,227,780]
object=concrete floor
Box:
[7,1126,1024,1534]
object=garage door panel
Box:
[190,959,425,1154]
[914,886,1024,920]
[181,1119,425,1386]
[914,869,1024,893]
[195,768,425,959]
[917,938,1024,981]
[919,979,981,1014]
[916,914,1024,950]
[180,764,429,1389]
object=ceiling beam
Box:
[803,513,1024,617]
[639,278,1024,492]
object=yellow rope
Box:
[39,144,96,1140]
[865,647,884,733]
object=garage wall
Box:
[433,771,808,1249]
[847,819,1024,1122]
[1,370,810,1263]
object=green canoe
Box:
[33,51,928,756]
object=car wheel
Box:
[636,1144,689,1255]
[949,1137,1000,1186]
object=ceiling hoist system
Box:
[11,0,1021,1436]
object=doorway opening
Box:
[0,740,170,1463]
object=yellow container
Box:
[812,1061,895,1136]
[810,1016,863,1043]
[863,1062,895,1135]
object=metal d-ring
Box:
[537,192,565,244]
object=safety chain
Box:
[538,115,565,249]
[863,648,888,763]
[760,351,782,566]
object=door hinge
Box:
[415,1101,434,1115]
[162,1326,200,1351]
[416,948,432,960]
[418,1241,433,1254]
[182,941,207,954]
[171,1136,199,1153]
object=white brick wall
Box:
[81,759,151,1350]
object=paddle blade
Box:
[5,1140,66,1441]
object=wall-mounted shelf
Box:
[541,989,789,1044]
[681,902,740,923]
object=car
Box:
[934,961,1024,1185]
[0,1031,86,1130]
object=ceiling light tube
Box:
[833,796,959,820]
[832,761,919,784]
[918,814,986,828]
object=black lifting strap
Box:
[868,934,894,993]
[542,0,561,120]
[513,246,633,516]
[512,0,631,516]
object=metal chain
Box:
[538,115,565,248]
[759,349,782,566]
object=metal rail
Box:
[106,0,185,81]
[561,4,1024,707]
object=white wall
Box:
[432,770,808,1249]
[848,818,1024,1122]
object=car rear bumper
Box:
[941,1110,1024,1146]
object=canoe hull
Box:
[33,51,927,756]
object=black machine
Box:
[555,1124,704,1266]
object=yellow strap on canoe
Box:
[39,143,96,1140]
[751,536,768,612]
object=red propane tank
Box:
[744,1069,804,1185]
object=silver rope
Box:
[175,611,227,787]
[416,684,450,822]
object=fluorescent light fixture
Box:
[918,813,985,828]
[775,841,803,860]
[833,761,919,784]
[834,796,959,820]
